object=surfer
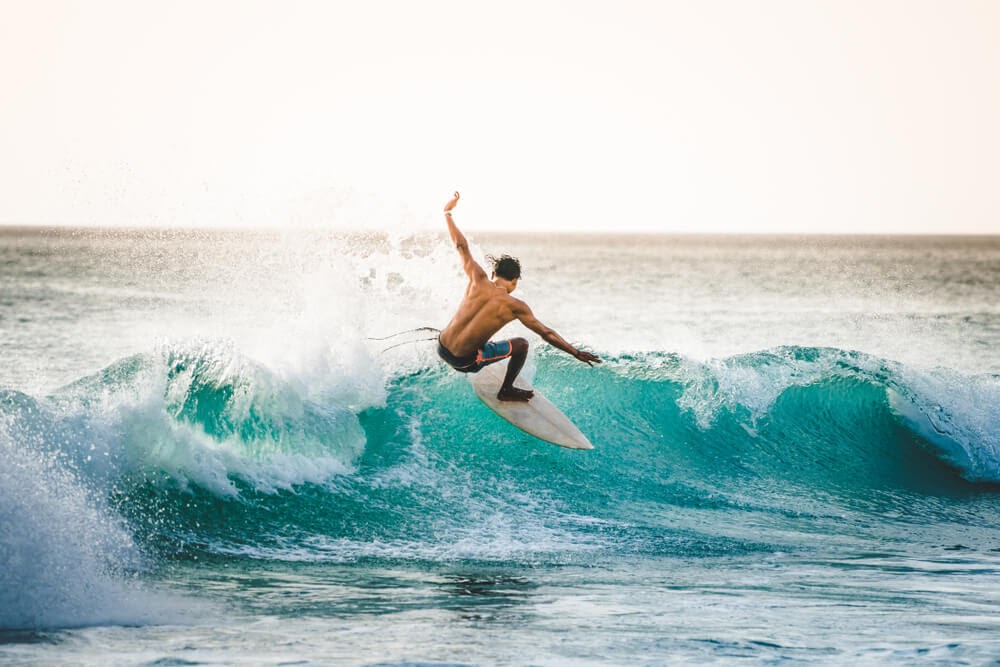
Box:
[437,191,601,402]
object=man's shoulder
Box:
[477,288,524,312]
[502,294,529,312]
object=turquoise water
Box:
[1,228,999,664]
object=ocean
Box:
[1,227,999,665]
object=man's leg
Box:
[497,338,534,402]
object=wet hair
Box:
[487,254,521,280]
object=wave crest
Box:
[614,346,1000,483]
[43,340,369,496]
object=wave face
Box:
[3,341,998,611]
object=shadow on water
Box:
[157,561,541,624]
[0,630,59,645]
[442,574,537,600]
[435,573,539,622]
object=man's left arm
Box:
[512,301,602,366]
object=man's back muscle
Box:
[440,278,517,357]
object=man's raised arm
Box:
[443,191,487,281]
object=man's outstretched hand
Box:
[444,191,460,213]
[574,349,602,366]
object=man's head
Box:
[487,254,521,291]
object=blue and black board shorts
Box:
[437,338,513,373]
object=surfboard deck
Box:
[470,360,594,450]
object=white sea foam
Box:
[0,415,187,629]
[673,348,856,428]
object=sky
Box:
[1,0,998,234]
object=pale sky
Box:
[1,0,998,233]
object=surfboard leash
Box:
[378,336,440,352]
[367,326,441,341]
[367,326,441,353]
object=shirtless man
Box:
[437,192,601,402]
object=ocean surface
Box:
[1,227,999,665]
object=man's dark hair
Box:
[487,254,521,280]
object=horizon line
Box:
[1,222,998,238]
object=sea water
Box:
[1,227,999,665]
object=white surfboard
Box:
[470,360,594,450]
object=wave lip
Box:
[887,369,1000,483]
[47,340,369,497]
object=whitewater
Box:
[1,227,999,665]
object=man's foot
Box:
[497,386,534,402]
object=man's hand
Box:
[444,191,460,213]
[574,349,602,366]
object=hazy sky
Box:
[2,0,998,233]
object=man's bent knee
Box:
[511,337,529,354]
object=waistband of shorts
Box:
[437,338,478,370]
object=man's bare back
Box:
[439,279,517,358]
[436,192,601,402]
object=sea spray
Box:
[0,392,150,628]
[47,341,369,496]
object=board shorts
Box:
[437,338,513,374]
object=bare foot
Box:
[497,386,534,402]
